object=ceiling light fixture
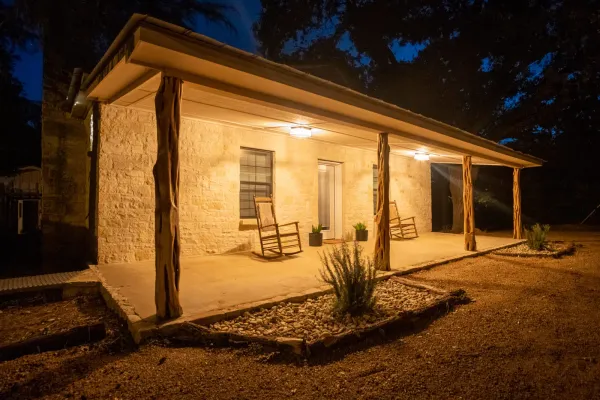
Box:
[289,126,312,139]
[414,152,430,161]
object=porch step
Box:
[0,270,99,295]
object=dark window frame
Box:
[240,147,274,219]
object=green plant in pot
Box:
[309,224,323,246]
[353,222,368,241]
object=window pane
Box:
[240,148,273,218]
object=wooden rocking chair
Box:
[390,200,418,239]
[253,195,303,259]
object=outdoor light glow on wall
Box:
[289,126,312,138]
[414,152,430,161]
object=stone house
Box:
[43,15,542,266]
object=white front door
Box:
[318,161,342,239]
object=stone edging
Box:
[127,285,336,345]
[305,289,468,357]
[492,242,576,259]
[154,278,469,358]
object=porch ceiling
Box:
[114,73,482,164]
[82,15,543,168]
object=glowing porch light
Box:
[289,126,312,138]
[414,152,430,161]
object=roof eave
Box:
[84,15,544,168]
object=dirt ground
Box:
[1,230,600,399]
[0,296,113,346]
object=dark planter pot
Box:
[309,232,323,246]
[355,230,369,241]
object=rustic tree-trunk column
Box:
[513,168,522,239]
[153,74,183,319]
[462,156,477,251]
[374,132,391,271]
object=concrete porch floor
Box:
[98,232,521,321]
[97,232,520,320]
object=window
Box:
[240,147,273,218]
[373,165,378,214]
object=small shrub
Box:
[525,223,550,251]
[319,242,377,316]
[311,224,323,234]
[353,222,367,231]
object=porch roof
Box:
[81,14,543,168]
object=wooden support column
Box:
[462,156,477,251]
[153,74,183,319]
[374,132,391,271]
[513,168,522,239]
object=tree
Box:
[255,0,564,139]
[0,2,39,173]
[255,0,600,226]
[12,0,233,101]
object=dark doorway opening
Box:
[431,164,514,233]
[431,164,453,232]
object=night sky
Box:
[12,0,422,102]
[13,0,262,102]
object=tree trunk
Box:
[463,156,477,251]
[153,75,183,320]
[374,132,391,271]
[513,168,522,239]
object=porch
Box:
[79,15,542,320]
[97,232,520,320]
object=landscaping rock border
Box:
[209,278,445,342]
[305,289,468,357]
[493,241,576,258]
[160,278,469,358]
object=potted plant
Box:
[309,224,323,246]
[353,222,368,241]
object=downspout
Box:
[88,102,100,264]
[61,68,83,112]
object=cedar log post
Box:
[153,75,183,319]
[462,156,477,251]
[374,132,391,271]
[513,168,522,239]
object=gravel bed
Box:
[210,279,443,342]
[494,242,569,256]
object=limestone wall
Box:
[41,92,91,266]
[97,105,431,264]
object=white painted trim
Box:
[318,160,343,239]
